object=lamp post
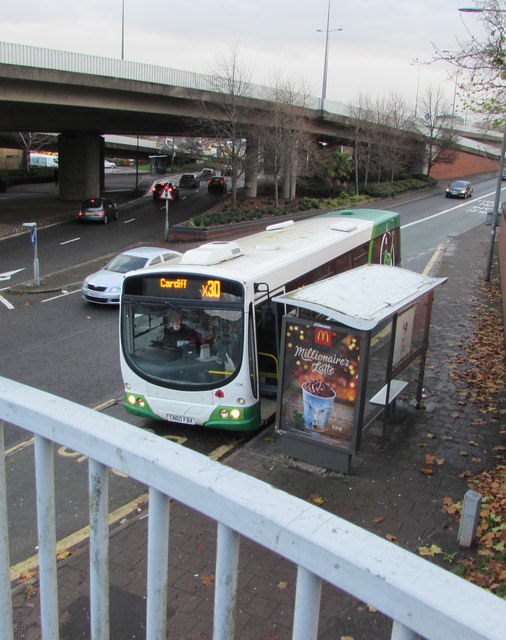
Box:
[458,6,506,280]
[316,1,343,112]
[121,0,125,60]
[410,58,424,118]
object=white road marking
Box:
[122,218,136,224]
[0,294,14,310]
[60,237,80,245]
[41,289,81,303]
[0,268,25,281]
[401,189,504,230]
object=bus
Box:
[119,208,400,431]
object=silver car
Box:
[82,246,182,304]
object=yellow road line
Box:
[10,433,241,582]
[423,244,446,276]
[10,492,148,582]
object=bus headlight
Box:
[230,409,241,420]
[219,409,229,419]
[126,394,145,408]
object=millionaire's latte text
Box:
[294,345,350,376]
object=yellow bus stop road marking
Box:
[10,493,149,583]
[8,426,243,582]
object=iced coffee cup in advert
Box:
[302,379,336,432]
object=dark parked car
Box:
[152,182,180,200]
[179,173,200,188]
[200,168,215,180]
[207,176,227,193]
[77,198,118,224]
[445,180,473,198]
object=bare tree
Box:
[200,47,254,208]
[261,76,313,206]
[418,86,458,175]
[14,132,55,171]
[377,93,414,181]
[347,94,377,193]
[433,0,505,122]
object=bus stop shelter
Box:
[273,264,447,473]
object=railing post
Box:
[213,523,240,640]
[0,422,14,640]
[146,487,170,640]
[34,434,59,640]
[391,620,419,639]
[89,460,110,640]
[292,566,322,640]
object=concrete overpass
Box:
[0,42,502,200]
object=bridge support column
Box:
[244,138,259,198]
[58,133,104,201]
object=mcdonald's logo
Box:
[315,328,332,346]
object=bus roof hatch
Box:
[180,241,243,266]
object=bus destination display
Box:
[124,273,243,302]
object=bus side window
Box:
[257,306,276,355]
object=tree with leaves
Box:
[433,0,505,124]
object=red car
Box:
[152,182,180,200]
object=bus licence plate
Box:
[168,414,195,425]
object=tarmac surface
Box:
[3,179,505,639]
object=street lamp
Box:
[316,0,343,112]
[121,0,125,60]
[459,6,506,11]
[410,58,424,118]
[459,6,506,280]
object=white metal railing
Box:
[1,375,505,640]
[0,41,352,117]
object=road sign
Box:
[30,227,37,246]
[161,188,173,200]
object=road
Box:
[1,173,503,568]
[0,170,228,286]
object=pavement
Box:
[4,180,505,639]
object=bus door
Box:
[255,301,282,397]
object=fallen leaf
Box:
[372,516,384,524]
[277,581,288,590]
[310,494,324,505]
[386,534,398,543]
[420,467,433,475]
[18,571,37,583]
[418,544,443,557]
[57,550,71,560]
[200,574,215,586]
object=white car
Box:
[82,246,182,305]
[104,160,116,169]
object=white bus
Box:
[119,208,400,431]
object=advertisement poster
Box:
[393,305,415,365]
[278,318,361,452]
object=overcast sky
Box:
[0,1,489,117]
